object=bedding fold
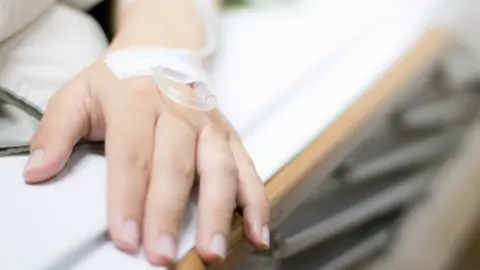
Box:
[0,3,108,155]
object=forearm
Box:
[110,0,220,52]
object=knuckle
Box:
[199,127,238,177]
[131,79,157,96]
[209,200,235,220]
[122,80,158,104]
[29,129,44,147]
[206,158,238,180]
[172,158,195,181]
[245,179,268,207]
[123,150,150,172]
[256,181,268,202]
[129,90,156,105]
[145,200,184,231]
[149,205,183,228]
[244,155,257,169]
[201,124,227,142]
[225,162,239,179]
[260,188,269,209]
[173,118,197,141]
[248,179,267,199]
[240,166,261,183]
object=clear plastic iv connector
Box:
[151,55,217,111]
[103,0,219,111]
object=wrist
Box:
[110,0,205,52]
[109,30,205,53]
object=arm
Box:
[111,0,220,52]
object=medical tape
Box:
[103,0,218,111]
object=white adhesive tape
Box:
[103,0,219,111]
[105,48,217,111]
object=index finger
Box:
[104,91,157,253]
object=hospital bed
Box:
[0,0,462,269]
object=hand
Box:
[23,60,269,266]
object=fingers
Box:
[195,126,238,263]
[104,92,157,254]
[143,115,196,266]
[24,79,90,184]
[230,137,270,250]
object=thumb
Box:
[24,80,90,184]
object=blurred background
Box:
[87,0,480,269]
[220,1,480,269]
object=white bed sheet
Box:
[0,0,446,268]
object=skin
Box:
[22,0,269,267]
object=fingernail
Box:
[122,219,140,248]
[156,233,177,260]
[25,149,45,171]
[251,219,262,240]
[210,234,226,259]
[262,225,270,248]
